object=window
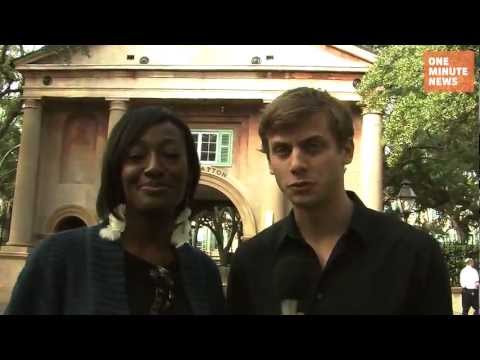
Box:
[191,130,233,166]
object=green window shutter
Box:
[217,131,232,166]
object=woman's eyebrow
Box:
[159,138,182,145]
[131,137,181,147]
[127,141,146,150]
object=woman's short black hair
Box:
[96,106,200,221]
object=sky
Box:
[23,45,44,52]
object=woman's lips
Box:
[139,184,172,192]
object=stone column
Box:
[261,175,286,230]
[273,186,287,222]
[359,111,383,211]
[106,99,129,136]
[7,99,43,246]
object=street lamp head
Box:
[397,179,417,215]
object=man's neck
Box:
[293,191,354,244]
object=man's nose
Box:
[289,147,307,174]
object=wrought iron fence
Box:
[0,200,12,245]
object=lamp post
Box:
[396,179,417,223]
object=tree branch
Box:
[0,168,16,180]
[203,223,220,241]
[225,226,236,252]
[0,106,22,141]
[0,45,9,66]
[0,87,21,99]
[410,145,442,150]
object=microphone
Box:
[273,256,317,315]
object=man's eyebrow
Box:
[270,135,326,146]
[298,135,326,145]
[270,140,291,146]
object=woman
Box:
[6,106,225,314]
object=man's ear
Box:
[343,138,354,165]
[268,160,274,175]
[265,149,274,174]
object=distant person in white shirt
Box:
[460,258,479,315]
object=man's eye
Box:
[273,146,290,156]
[304,142,323,153]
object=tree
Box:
[191,205,242,266]
[0,45,26,201]
[359,45,384,54]
[0,45,89,201]
[357,45,479,242]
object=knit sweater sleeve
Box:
[5,236,65,315]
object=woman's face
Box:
[121,122,189,216]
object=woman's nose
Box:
[144,153,164,175]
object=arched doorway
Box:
[46,205,96,234]
[191,184,242,267]
[54,216,87,232]
[198,172,256,239]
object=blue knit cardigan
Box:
[5,224,226,315]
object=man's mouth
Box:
[288,181,315,190]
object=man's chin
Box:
[290,198,318,209]
[289,195,325,209]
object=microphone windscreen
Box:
[273,255,317,302]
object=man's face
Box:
[121,122,189,216]
[267,113,353,210]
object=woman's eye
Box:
[163,146,181,158]
[127,152,144,160]
[165,152,180,159]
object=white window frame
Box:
[191,129,233,167]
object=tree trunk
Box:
[451,216,467,243]
[192,220,200,248]
[217,245,228,266]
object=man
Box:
[227,87,452,314]
[460,258,479,315]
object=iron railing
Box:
[0,200,12,245]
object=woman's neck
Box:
[121,209,177,266]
